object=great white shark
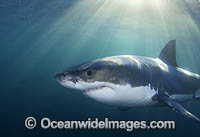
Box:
[56,40,200,123]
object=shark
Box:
[56,40,200,123]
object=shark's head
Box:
[56,56,148,105]
[55,59,122,93]
[55,56,141,104]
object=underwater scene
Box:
[0,0,200,137]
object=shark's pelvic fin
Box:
[158,93,200,124]
[159,40,178,67]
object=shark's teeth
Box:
[84,85,107,93]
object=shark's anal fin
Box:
[159,40,178,67]
[158,93,200,124]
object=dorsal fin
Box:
[159,40,178,67]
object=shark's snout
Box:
[55,72,66,81]
[55,72,78,84]
[55,72,61,77]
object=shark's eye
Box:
[86,70,93,77]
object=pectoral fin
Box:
[158,93,200,123]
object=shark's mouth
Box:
[83,85,111,93]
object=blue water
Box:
[1,0,200,136]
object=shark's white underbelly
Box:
[84,84,158,107]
